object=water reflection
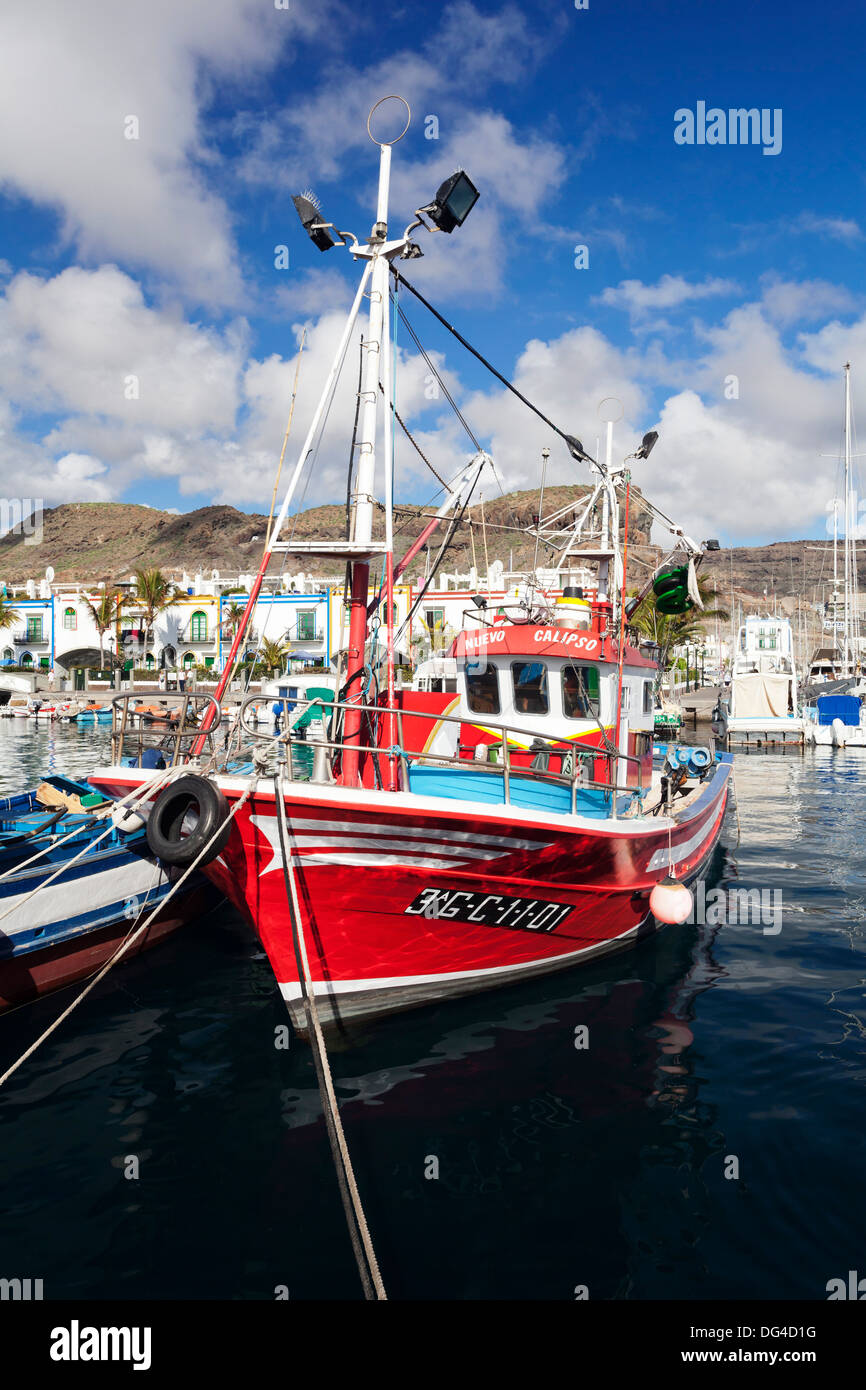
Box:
[0,728,865,1300]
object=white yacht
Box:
[726,614,803,744]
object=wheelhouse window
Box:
[466,661,500,715]
[511,661,548,715]
[562,663,600,718]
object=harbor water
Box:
[0,719,864,1300]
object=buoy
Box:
[111,806,145,834]
[649,874,693,924]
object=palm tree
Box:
[0,598,21,631]
[221,601,246,641]
[630,571,729,688]
[0,598,21,663]
[85,587,124,669]
[256,637,287,677]
[132,568,177,665]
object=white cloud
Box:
[720,211,864,258]
[0,0,321,302]
[759,277,857,327]
[238,2,552,192]
[598,274,738,320]
[793,213,863,245]
[235,5,568,301]
[0,265,247,433]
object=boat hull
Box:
[0,884,213,1010]
[90,760,731,1032]
[0,809,218,1011]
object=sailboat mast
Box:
[597,419,613,602]
[844,362,852,675]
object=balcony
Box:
[178,624,215,645]
[15,631,48,647]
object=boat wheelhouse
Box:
[807,645,844,685]
[422,613,657,790]
[726,613,803,745]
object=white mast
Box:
[844,363,852,675]
[597,419,613,602]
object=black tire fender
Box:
[145,775,231,868]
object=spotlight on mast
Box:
[419,170,480,233]
[292,191,341,252]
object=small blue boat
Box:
[63,703,113,725]
[0,775,215,1010]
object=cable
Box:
[392,296,482,452]
[393,269,575,447]
[275,767,386,1300]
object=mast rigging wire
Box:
[393,269,577,449]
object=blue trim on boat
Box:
[406,763,627,817]
[0,879,174,958]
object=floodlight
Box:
[564,434,594,465]
[634,430,658,460]
[292,193,340,252]
[421,170,480,233]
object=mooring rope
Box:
[0,764,183,887]
[0,766,186,927]
[275,767,387,1301]
[0,781,254,1091]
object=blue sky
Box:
[0,0,864,547]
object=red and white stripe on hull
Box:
[89,763,730,1029]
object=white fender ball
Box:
[649,874,693,924]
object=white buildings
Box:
[0,561,597,682]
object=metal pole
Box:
[597,420,613,602]
[343,143,391,785]
[382,244,396,791]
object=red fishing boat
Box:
[89,101,731,1034]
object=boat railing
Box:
[231,693,643,817]
[109,693,223,768]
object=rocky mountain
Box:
[0,496,859,615]
[0,488,653,586]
